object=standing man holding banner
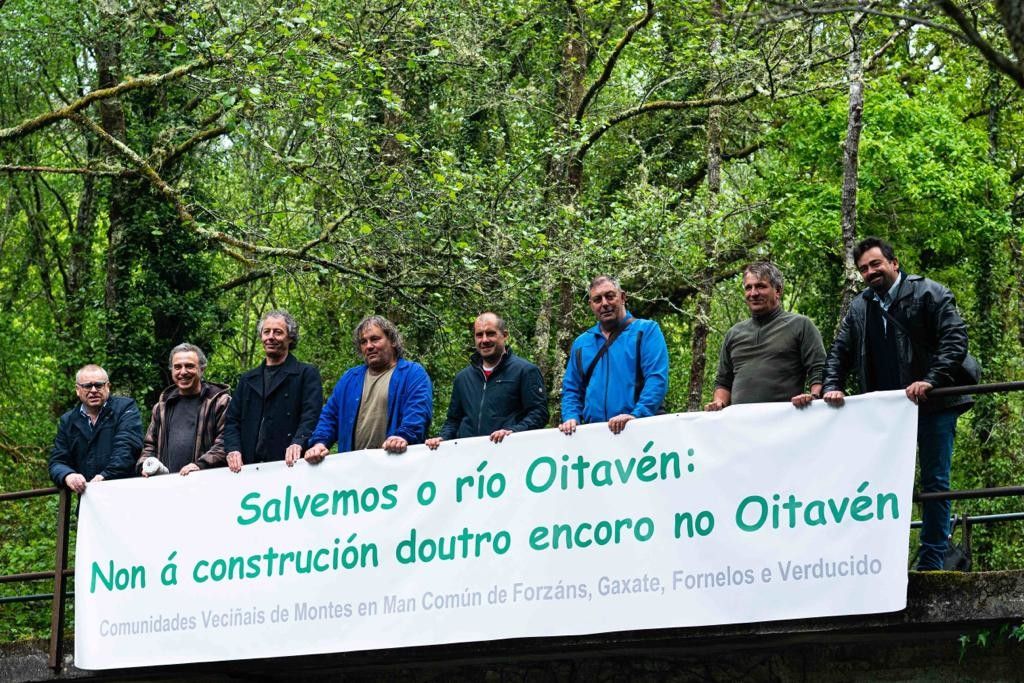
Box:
[822,236,973,571]
[305,315,432,459]
[426,312,547,449]
[138,343,231,476]
[705,261,826,410]
[224,310,323,471]
[559,275,669,435]
[48,364,142,492]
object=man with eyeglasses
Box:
[559,275,669,435]
[48,364,143,493]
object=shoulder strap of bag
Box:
[578,317,635,396]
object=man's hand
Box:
[90,474,105,483]
[704,399,727,411]
[791,393,815,408]
[65,473,87,493]
[382,435,408,453]
[906,381,933,404]
[608,414,634,434]
[304,443,329,464]
[179,463,200,476]
[490,429,513,443]
[558,419,578,435]
[285,444,302,466]
[425,437,443,450]
[823,390,846,407]
[227,450,243,473]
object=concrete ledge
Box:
[5,571,1024,682]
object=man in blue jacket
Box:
[559,275,669,435]
[305,315,432,460]
[426,312,547,449]
[48,364,143,493]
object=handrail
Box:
[0,486,71,672]
[0,486,59,502]
[929,381,1024,397]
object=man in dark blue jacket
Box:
[224,310,323,472]
[305,315,432,460]
[426,313,547,449]
[823,237,972,570]
[48,364,143,493]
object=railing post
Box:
[48,488,72,672]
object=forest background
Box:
[1,0,1022,639]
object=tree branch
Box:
[935,0,1024,89]
[0,164,128,176]
[577,90,758,160]
[575,0,655,123]
[0,58,223,143]
[158,124,229,169]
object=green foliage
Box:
[1,0,1024,643]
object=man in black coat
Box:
[224,310,323,471]
[823,237,972,570]
[48,364,143,492]
[426,312,547,449]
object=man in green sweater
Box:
[705,262,826,410]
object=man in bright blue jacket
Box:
[559,275,669,435]
[305,316,432,460]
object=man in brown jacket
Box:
[139,343,231,476]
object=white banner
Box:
[75,391,917,669]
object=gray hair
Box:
[353,315,405,359]
[588,274,622,293]
[743,261,784,293]
[75,364,108,384]
[168,343,208,370]
[258,310,299,349]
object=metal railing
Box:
[0,486,72,672]
[2,380,1022,673]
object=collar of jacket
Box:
[860,270,921,304]
[587,312,636,337]
[159,381,230,403]
[470,348,511,372]
[261,352,300,373]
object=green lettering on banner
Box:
[234,484,400,526]
[734,482,900,532]
[528,516,655,551]
[524,444,691,494]
[90,560,146,593]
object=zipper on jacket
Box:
[476,369,488,434]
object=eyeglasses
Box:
[77,381,108,390]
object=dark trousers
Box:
[916,408,959,570]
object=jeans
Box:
[916,408,960,570]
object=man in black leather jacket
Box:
[822,237,971,570]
